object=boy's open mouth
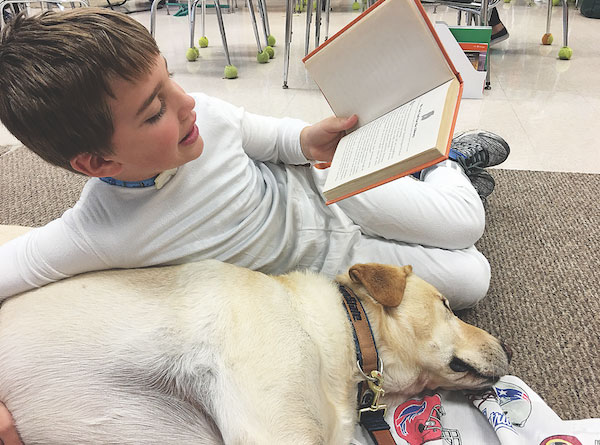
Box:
[180,123,199,146]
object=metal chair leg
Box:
[256,0,268,45]
[314,0,321,48]
[324,0,330,40]
[214,0,233,65]
[562,0,568,47]
[150,0,162,36]
[480,0,491,89]
[257,0,271,41]
[283,0,293,88]
[546,0,552,36]
[304,0,312,56]
[189,0,198,48]
[247,0,264,52]
[201,0,206,38]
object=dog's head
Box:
[339,263,511,396]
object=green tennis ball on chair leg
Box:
[198,36,209,48]
[185,47,199,61]
[558,46,572,60]
[224,65,238,79]
[267,35,276,47]
[352,1,360,9]
[257,50,270,63]
[264,46,275,59]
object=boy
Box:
[0,8,509,441]
[0,8,509,308]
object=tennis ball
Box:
[542,33,553,45]
[186,47,199,61]
[198,36,209,48]
[352,1,360,9]
[224,65,238,79]
[267,34,276,47]
[503,0,510,3]
[257,50,270,63]
[552,0,560,5]
[558,46,572,60]
[264,46,275,59]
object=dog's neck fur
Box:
[338,275,434,399]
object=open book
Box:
[303,0,463,204]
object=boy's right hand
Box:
[0,403,22,445]
[299,115,359,162]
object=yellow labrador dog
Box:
[0,226,510,444]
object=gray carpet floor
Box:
[1,146,599,420]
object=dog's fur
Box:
[0,226,510,444]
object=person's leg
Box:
[312,131,509,250]
[327,164,486,250]
[0,402,22,445]
[489,8,510,45]
[343,234,491,310]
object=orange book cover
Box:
[303,0,463,205]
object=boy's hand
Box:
[300,115,358,162]
[0,403,22,445]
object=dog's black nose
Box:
[501,342,513,362]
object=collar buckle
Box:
[358,363,387,421]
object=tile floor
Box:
[1,0,599,173]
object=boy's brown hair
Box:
[0,8,160,173]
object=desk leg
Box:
[481,0,491,89]
[562,0,568,47]
[283,0,293,88]
[315,0,321,48]
[305,0,313,56]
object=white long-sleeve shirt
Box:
[1,93,361,299]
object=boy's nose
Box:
[178,93,196,121]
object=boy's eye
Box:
[146,98,166,124]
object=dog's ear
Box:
[349,264,413,307]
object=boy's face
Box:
[104,54,203,181]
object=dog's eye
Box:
[442,299,451,311]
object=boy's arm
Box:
[201,94,355,164]
[240,111,310,165]
[0,220,108,300]
[240,109,358,164]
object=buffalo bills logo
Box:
[393,394,443,445]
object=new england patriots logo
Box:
[494,382,532,428]
[495,387,530,404]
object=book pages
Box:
[324,80,451,191]
[304,0,455,129]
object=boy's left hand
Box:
[300,115,358,162]
[0,402,22,445]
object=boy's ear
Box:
[70,153,122,178]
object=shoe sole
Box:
[490,33,510,46]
